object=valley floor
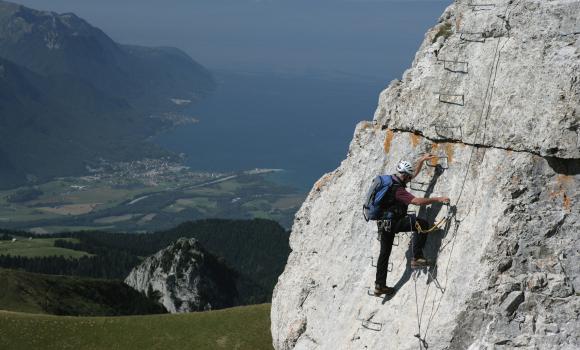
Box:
[0,303,273,350]
[0,161,303,232]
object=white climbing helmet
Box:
[396,160,414,175]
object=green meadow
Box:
[0,304,273,350]
[0,237,89,258]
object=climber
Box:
[374,155,450,297]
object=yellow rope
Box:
[415,217,448,234]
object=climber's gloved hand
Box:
[420,153,437,162]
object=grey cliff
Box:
[125,238,237,313]
[271,1,579,349]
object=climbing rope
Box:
[410,208,455,350]
[415,216,448,234]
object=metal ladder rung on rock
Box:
[433,124,463,140]
[437,93,465,106]
[460,32,487,43]
[437,59,469,73]
[410,180,430,192]
[357,318,383,331]
[468,3,496,12]
[370,256,393,272]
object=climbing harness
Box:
[377,219,391,241]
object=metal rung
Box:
[460,32,486,43]
[366,289,378,297]
[426,156,449,170]
[410,181,430,192]
[392,234,400,247]
[360,319,383,331]
[434,125,463,140]
[468,3,496,11]
[438,93,465,106]
[560,31,580,36]
[437,59,469,73]
[366,289,385,299]
[370,257,393,272]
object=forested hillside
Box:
[0,219,290,304]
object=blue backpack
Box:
[363,175,397,221]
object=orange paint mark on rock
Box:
[549,176,575,212]
[455,13,463,31]
[410,133,421,148]
[430,143,440,166]
[360,122,373,130]
[314,174,333,192]
[548,188,563,200]
[557,175,574,188]
[444,143,455,164]
[384,129,395,154]
[563,193,571,212]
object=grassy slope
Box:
[0,304,273,350]
[0,237,89,258]
[0,269,165,316]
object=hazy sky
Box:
[13,0,449,77]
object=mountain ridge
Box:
[0,0,215,189]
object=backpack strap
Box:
[382,175,406,218]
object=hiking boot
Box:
[374,284,395,297]
[411,257,433,268]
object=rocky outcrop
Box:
[271,1,579,349]
[125,238,238,313]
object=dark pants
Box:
[375,215,428,287]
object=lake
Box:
[153,70,387,190]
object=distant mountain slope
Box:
[0,0,214,111]
[0,268,167,316]
[0,56,167,184]
[0,0,215,189]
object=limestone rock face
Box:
[125,238,238,313]
[271,1,579,349]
